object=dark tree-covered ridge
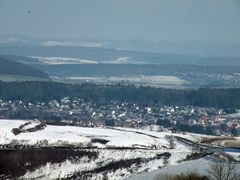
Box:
[0,81,239,108]
[0,57,49,78]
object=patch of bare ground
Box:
[12,120,46,135]
[91,138,109,144]
[0,148,98,178]
[221,140,240,148]
[183,151,213,161]
[201,137,240,148]
[201,137,236,144]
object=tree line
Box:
[0,81,240,108]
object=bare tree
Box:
[208,159,239,180]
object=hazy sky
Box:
[0,0,240,43]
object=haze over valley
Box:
[0,0,240,179]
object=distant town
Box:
[1,97,239,136]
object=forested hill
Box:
[0,81,239,108]
[0,57,49,79]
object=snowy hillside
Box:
[0,119,238,180]
[0,120,170,149]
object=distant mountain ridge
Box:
[0,46,240,66]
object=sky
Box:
[0,0,240,44]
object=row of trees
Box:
[0,81,240,108]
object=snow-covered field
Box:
[0,120,195,179]
[64,75,189,89]
[127,156,240,180]
[31,56,98,65]
[1,119,238,180]
[30,56,140,65]
[0,120,170,148]
[66,76,187,85]
[126,158,211,180]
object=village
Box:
[0,97,239,136]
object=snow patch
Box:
[31,56,98,65]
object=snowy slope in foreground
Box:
[126,157,240,180]
[0,120,170,149]
[126,158,211,180]
[0,120,194,179]
[1,120,239,180]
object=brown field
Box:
[201,137,240,148]
[201,137,236,144]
